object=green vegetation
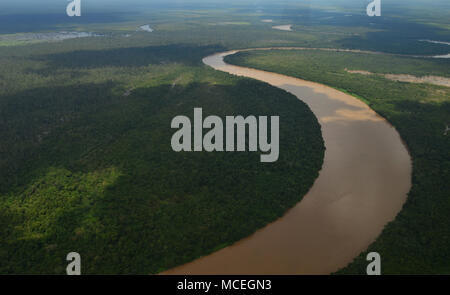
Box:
[2,1,449,54]
[0,44,324,274]
[226,49,450,274]
[1,0,449,275]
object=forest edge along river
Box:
[162,49,412,275]
[163,49,412,275]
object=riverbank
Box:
[163,50,412,274]
[224,48,449,274]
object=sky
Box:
[0,0,448,16]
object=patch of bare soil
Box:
[345,69,450,87]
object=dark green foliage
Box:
[36,45,224,69]
[0,45,324,274]
[1,0,448,275]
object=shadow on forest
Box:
[33,44,226,70]
[0,80,121,194]
[386,99,450,150]
[0,77,325,274]
[0,13,129,34]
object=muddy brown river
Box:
[163,50,412,274]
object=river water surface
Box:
[163,50,412,274]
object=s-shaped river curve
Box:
[164,49,412,274]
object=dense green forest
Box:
[0,44,325,274]
[1,0,449,275]
[226,49,450,274]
